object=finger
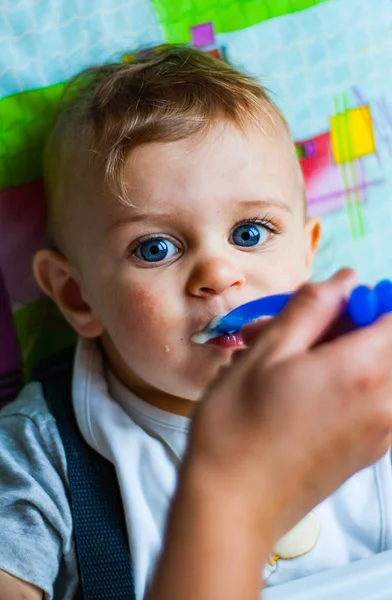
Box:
[242,268,355,346]
[243,268,357,365]
[240,317,272,345]
[315,312,392,387]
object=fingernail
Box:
[334,268,358,295]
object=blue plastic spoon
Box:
[192,279,392,344]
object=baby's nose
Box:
[187,257,245,297]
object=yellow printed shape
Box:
[122,45,170,64]
[330,106,375,164]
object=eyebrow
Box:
[236,198,292,214]
[108,198,292,231]
[107,211,174,231]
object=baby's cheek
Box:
[120,286,176,340]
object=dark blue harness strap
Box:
[34,346,136,600]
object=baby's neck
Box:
[135,391,196,417]
[100,338,196,417]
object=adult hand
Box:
[190,269,392,538]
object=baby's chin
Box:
[182,363,232,400]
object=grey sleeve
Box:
[0,383,77,599]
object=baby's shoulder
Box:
[1,380,54,420]
[0,380,68,481]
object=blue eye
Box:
[231,222,268,248]
[136,238,178,263]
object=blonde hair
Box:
[44,45,290,248]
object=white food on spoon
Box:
[191,316,223,344]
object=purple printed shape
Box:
[191,22,215,48]
[304,141,317,158]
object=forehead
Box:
[120,122,302,216]
[85,121,304,237]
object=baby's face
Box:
[75,122,319,413]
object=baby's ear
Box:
[304,216,321,275]
[33,249,104,338]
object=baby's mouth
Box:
[191,320,245,349]
[192,292,289,345]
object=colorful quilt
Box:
[1,0,392,395]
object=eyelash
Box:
[129,234,180,255]
[231,216,281,237]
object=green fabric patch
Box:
[14,298,76,380]
[150,0,333,43]
[0,82,66,189]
